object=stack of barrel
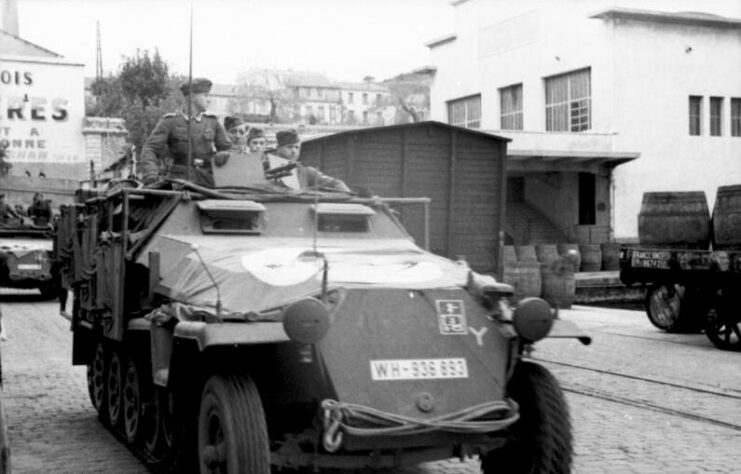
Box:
[502,245,542,303]
[711,184,741,250]
[636,186,741,250]
[638,191,712,249]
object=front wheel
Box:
[481,361,572,474]
[644,283,701,333]
[198,374,270,474]
[704,303,741,352]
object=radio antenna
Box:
[186,0,194,182]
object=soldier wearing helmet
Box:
[140,77,232,187]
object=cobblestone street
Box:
[1,293,739,473]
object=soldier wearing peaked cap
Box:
[140,77,233,187]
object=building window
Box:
[318,105,325,121]
[689,96,702,136]
[305,105,313,117]
[348,92,354,104]
[329,106,337,123]
[362,110,368,123]
[732,98,741,137]
[545,68,591,132]
[376,93,382,104]
[362,93,368,105]
[318,88,324,99]
[500,84,523,130]
[447,94,481,129]
[710,97,723,136]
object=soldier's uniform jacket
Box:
[140,111,232,183]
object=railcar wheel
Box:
[143,388,174,459]
[481,361,572,474]
[644,284,701,333]
[198,374,269,474]
[87,342,108,419]
[122,357,144,443]
[704,308,741,351]
[106,350,124,427]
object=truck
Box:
[619,246,741,351]
[0,220,58,299]
[56,152,590,473]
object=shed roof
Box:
[302,121,511,144]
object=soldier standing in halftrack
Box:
[140,77,232,187]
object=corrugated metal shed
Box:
[301,121,510,276]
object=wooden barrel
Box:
[557,243,581,273]
[504,245,518,264]
[535,244,560,265]
[638,191,710,249]
[601,243,621,271]
[503,261,542,301]
[540,258,575,309]
[579,244,602,272]
[515,245,538,262]
[712,184,741,250]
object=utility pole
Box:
[95,21,103,82]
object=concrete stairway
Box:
[506,201,567,244]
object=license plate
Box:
[630,250,671,269]
[17,264,42,270]
[370,358,468,381]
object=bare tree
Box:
[233,70,296,123]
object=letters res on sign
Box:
[0,60,84,164]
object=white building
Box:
[428,0,741,242]
[337,81,390,126]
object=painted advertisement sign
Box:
[0,56,85,164]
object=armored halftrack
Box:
[0,220,57,299]
[57,152,590,473]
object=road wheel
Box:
[704,306,741,352]
[123,356,145,444]
[87,342,108,419]
[106,350,124,427]
[644,283,701,333]
[143,387,175,460]
[198,374,270,474]
[481,361,572,474]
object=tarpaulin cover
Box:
[156,236,474,321]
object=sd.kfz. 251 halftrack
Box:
[55,152,590,473]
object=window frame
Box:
[689,95,703,136]
[545,68,591,132]
[499,83,523,130]
[731,98,741,137]
[710,96,723,137]
[447,94,482,129]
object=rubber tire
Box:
[122,356,145,444]
[198,374,270,474]
[481,361,572,474]
[704,307,741,352]
[87,342,108,420]
[644,284,701,333]
[143,387,175,461]
[106,350,124,427]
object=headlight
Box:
[282,297,330,344]
[512,297,554,342]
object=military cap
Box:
[276,129,300,147]
[224,116,244,131]
[180,77,213,96]
[246,127,266,143]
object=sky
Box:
[16,0,455,84]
